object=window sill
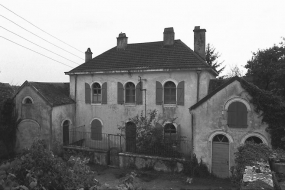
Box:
[91,103,102,106]
[124,103,136,107]
[163,104,177,107]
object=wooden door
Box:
[63,120,69,146]
[212,134,229,178]
[126,122,136,152]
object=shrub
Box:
[183,154,211,178]
[4,139,99,190]
[231,142,272,184]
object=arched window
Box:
[227,101,247,128]
[92,83,101,103]
[22,96,33,104]
[125,82,135,103]
[245,136,263,144]
[164,81,176,104]
[164,123,177,140]
[91,119,102,140]
[213,134,229,143]
[63,120,70,145]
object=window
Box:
[227,101,247,128]
[164,81,176,104]
[22,96,33,104]
[92,83,101,103]
[125,82,135,103]
[63,120,70,146]
[213,134,229,143]
[156,81,184,105]
[164,123,177,140]
[245,136,263,144]
[91,119,102,140]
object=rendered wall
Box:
[192,80,270,173]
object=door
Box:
[125,122,136,152]
[63,120,69,146]
[212,134,229,178]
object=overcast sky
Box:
[1,0,285,85]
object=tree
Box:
[225,65,244,78]
[205,43,225,75]
[245,38,285,97]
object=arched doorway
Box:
[245,136,263,144]
[16,119,40,152]
[125,121,136,152]
[212,134,229,178]
[63,120,70,146]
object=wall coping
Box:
[118,152,186,162]
[63,146,108,153]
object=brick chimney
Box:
[193,26,206,59]
[85,48,92,62]
[163,27,175,46]
[117,33,128,50]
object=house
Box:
[14,81,75,151]
[65,26,217,153]
[190,76,270,178]
[14,26,270,178]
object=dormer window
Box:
[22,96,33,104]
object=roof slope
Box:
[190,76,244,110]
[66,40,217,74]
[17,81,74,107]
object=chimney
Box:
[117,33,128,50]
[85,48,92,62]
[163,27,175,46]
[193,26,206,59]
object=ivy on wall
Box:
[239,78,285,149]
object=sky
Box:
[1,0,285,85]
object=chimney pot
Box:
[117,33,128,50]
[85,48,92,62]
[193,26,206,60]
[163,27,175,46]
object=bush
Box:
[3,139,99,190]
[231,142,272,184]
[183,154,211,178]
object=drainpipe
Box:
[196,70,201,102]
[49,107,53,150]
[74,75,77,128]
[191,112,194,159]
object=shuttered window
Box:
[227,101,248,128]
[156,81,163,105]
[85,83,91,104]
[91,119,102,141]
[102,82,107,104]
[117,82,124,104]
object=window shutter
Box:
[117,82,124,104]
[156,81,163,105]
[85,83,91,104]
[227,103,236,127]
[136,82,143,105]
[177,81,185,105]
[102,82,107,104]
[237,102,247,128]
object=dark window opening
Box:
[245,136,263,144]
[213,134,229,143]
[227,101,248,128]
[24,97,33,104]
[91,119,102,141]
[125,82,135,103]
[164,81,176,104]
[164,123,177,140]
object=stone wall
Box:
[119,153,184,173]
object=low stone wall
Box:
[63,146,108,165]
[119,153,185,173]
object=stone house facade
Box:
[14,81,75,151]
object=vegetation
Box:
[0,98,21,160]
[240,78,285,149]
[205,43,225,76]
[231,142,272,184]
[245,38,285,97]
[0,139,100,190]
[118,110,184,158]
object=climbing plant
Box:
[239,78,285,149]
